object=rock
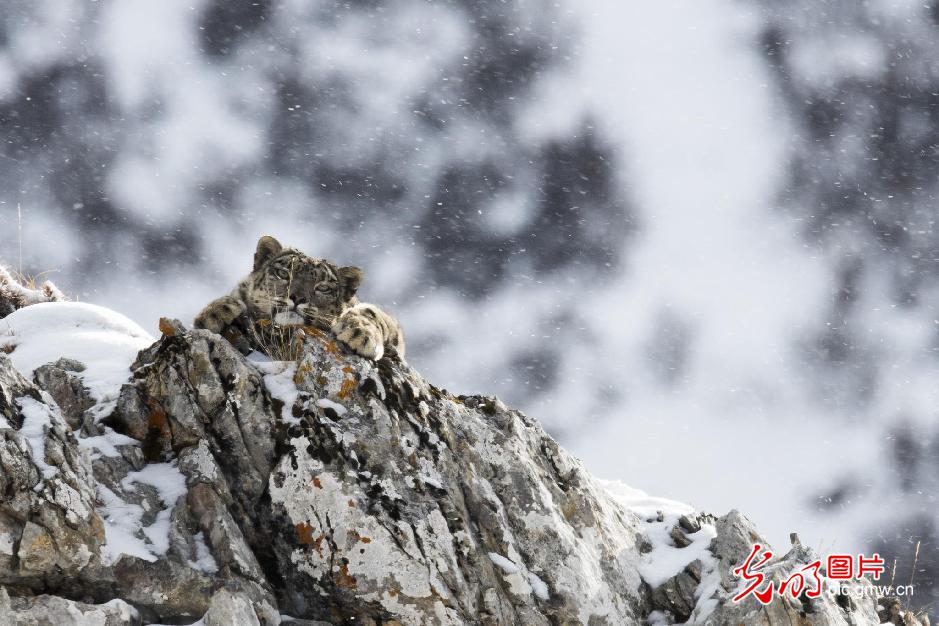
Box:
[0,356,105,591]
[703,512,882,624]
[32,358,93,429]
[677,514,701,534]
[880,598,931,626]
[0,311,897,625]
[669,524,693,548]
[650,560,700,622]
[0,586,140,625]
[203,588,262,626]
[262,344,648,623]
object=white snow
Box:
[0,266,64,305]
[527,572,550,601]
[98,484,155,564]
[101,600,140,623]
[488,552,551,601]
[1,302,154,419]
[15,396,58,481]
[602,480,720,621]
[418,474,444,490]
[77,427,140,459]
[251,356,300,425]
[120,462,188,556]
[488,552,519,574]
[100,462,187,563]
[187,531,219,574]
[316,397,348,416]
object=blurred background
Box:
[0,0,935,607]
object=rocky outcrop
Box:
[0,306,892,624]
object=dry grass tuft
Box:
[250,321,308,362]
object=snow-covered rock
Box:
[0,587,140,626]
[0,266,65,318]
[0,303,887,624]
[0,301,153,419]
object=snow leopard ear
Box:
[254,236,283,271]
[338,266,363,300]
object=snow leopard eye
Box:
[315,283,335,293]
[275,268,290,280]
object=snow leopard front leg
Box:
[332,303,405,361]
[194,295,246,334]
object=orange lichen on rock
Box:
[294,361,314,384]
[338,377,357,399]
[158,318,177,337]
[295,522,316,545]
[336,563,356,589]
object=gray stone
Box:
[33,358,93,430]
[0,586,140,625]
[0,356,105,591]
[203,588,262,626]
[0,322,892,625]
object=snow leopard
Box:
[194,236,405,361]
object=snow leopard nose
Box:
[290,297,313,311]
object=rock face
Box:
[0,306,891,624]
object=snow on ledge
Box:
[1,302,154,418]
[601,479,721,622]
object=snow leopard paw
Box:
[332,308,385,361]
[194,296,246,334]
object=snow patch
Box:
[15,396,58,481]
[252,357,300,425]
[602,479,719,621]
[77,427,139,459]
[488,553,551,601]
[316,397,348,416]
[98,484,155,564]
[187,531,219,574]
[99,462,187,563]
[488,552,519,574]
[120,462,187,556]
[1,302,153,419]
[528,572,550,601]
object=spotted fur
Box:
[194,236,405,360]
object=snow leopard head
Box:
[242,235,363,329]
